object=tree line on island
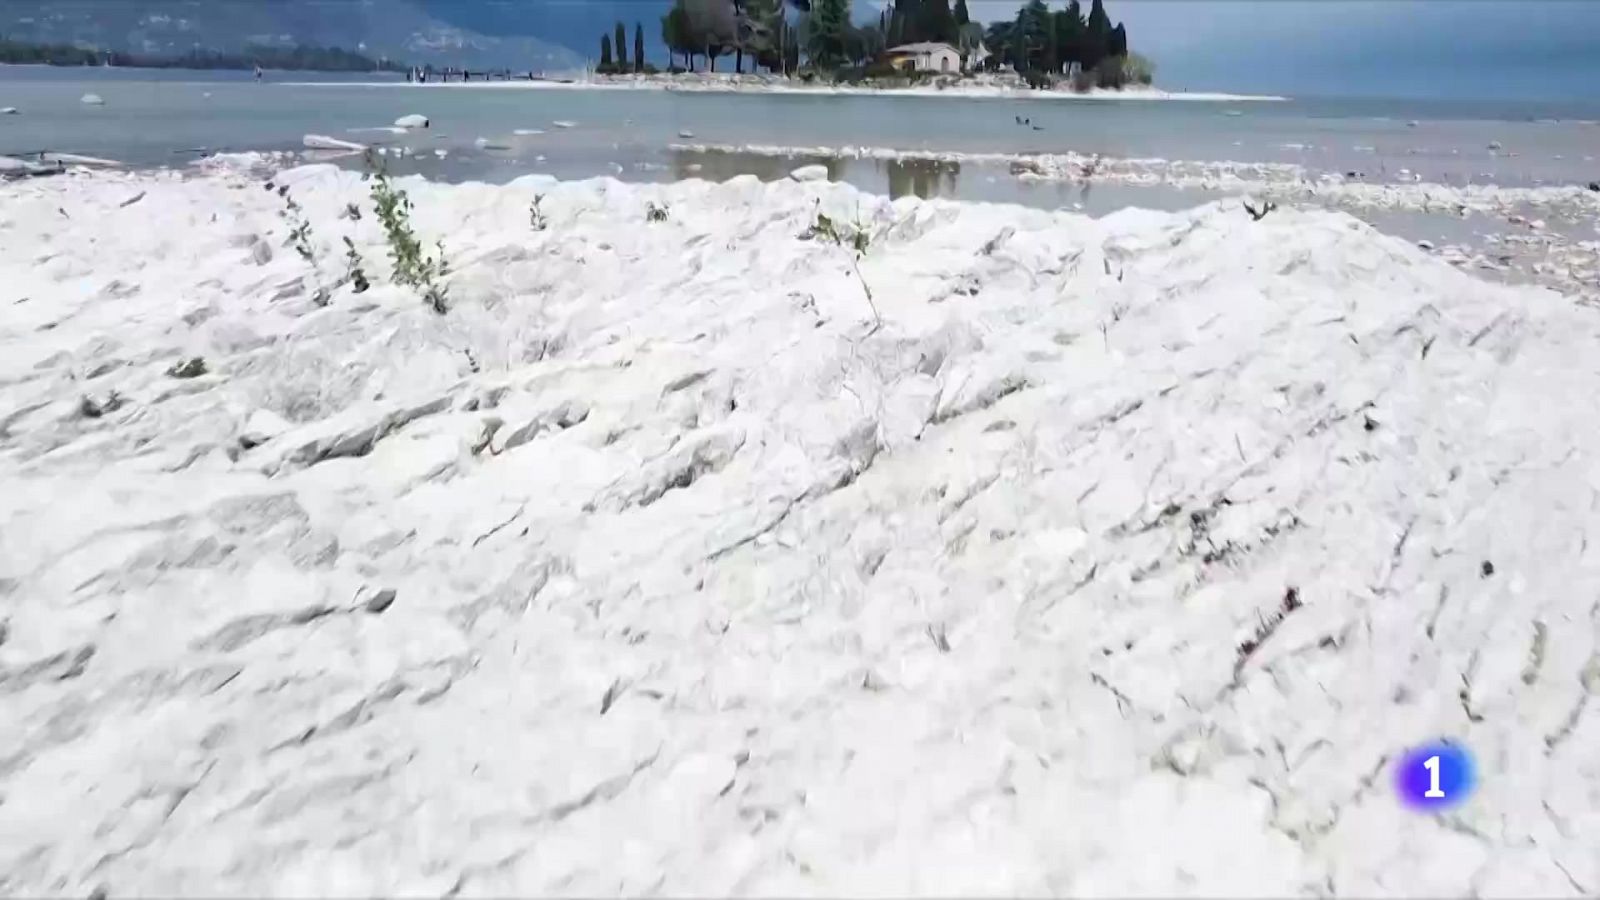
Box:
[595,0,1150,89]
[0,34,404,72]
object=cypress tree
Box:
[635,23,645,71]
[808,0,851,68]
[954,0,970,27]
[1054,3,1084,74]
[600,34,613,71]
[895,0,923,43]
[1108,22,1127,58]
[1083,0,1111,72]
[1013,0,1048,72]
[923,0,957,45]
[615,22,628,70]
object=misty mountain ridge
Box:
[0,0,584,70]
[0,0,891,69]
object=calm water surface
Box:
[4,66,1599,195]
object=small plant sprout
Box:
[366,150,452,314]
[646,201,670,223]
[529,194,548,231]
[799,204,882,332]
[342,237,370,294]
[270,179,333,304]
[271,182,317,264]
[799,208,872,255]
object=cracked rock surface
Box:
[2,164,1599,895]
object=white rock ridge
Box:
[302,134,366,152]
[1,166,1598,896]
[789,163,830,183]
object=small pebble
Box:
[1480,560,1495,578]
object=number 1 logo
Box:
[1423,755,1445,798]
[1396,742,1475,811]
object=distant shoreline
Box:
[0,61,405,76]
[283,72,1288,103]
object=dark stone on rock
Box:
[165,357,207,379]
[1480,560,1495,577]
[364,588,397,614]
[78,392,124,419]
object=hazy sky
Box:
[966,0,1600,99]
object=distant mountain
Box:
[0,0,586,71]
[0,0,894,71]
[416,0,673,66]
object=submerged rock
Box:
[80,93,105,106]
[394,113,430,129]
[302,134,365,151]
[789,164,829,183]
[41,152,121,168]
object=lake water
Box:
[4,65,1600,196]
[5,66,1596,304]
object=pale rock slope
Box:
[1,164,1598,896]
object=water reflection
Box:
[885,157,961,200]
[669,148,962,200]
[671,148,844,184]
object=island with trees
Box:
[593,0,1152,92]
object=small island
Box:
[589,0,1153,94]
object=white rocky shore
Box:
[586,71,1284,102]
[3,163,1600,896]
[293,70,1284,102]
[675,142,1600,303]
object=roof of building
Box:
[885,42,958,53]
